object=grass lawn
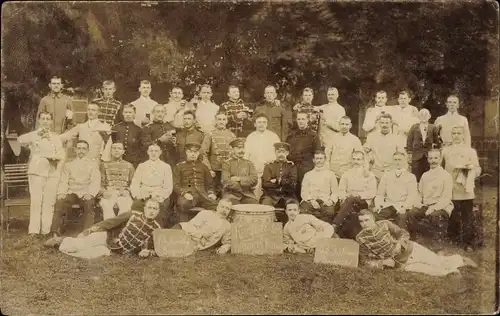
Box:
[1,187,498,315]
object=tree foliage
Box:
[1,1,498,131]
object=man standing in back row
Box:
[36,76,74,134]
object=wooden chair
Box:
[1,164,30,231]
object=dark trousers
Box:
[51,193,95,235]
[213,170,222,197]
[261,195,290,224]
[176,192,217,222]
[407,206,449,240]
[412,155,430,182]
[300,200,336,223]
[131,198,170,227]
[375,206,409,231]
[449,200,475,247]
[334,196,368,239]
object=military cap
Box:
[185,142,202,151]
[273,142,291,151]
[229,138,246,148]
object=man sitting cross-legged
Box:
[99,142,135,220]
[44,198,162,259]
[374,151,419,231]
[300,149,338,223]
[221,138,258,205]
[334,150,377,239]
[407,148,453,241]
[174,142,217,222]
[130,143,173,227]
[283,199,335,254]
[356,209,477,276]
[172,199,233,254]
[47,140,100,241]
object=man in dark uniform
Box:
[111,104,143,168]
[92,80,123,126]
[173,142,217,222]
[261,142,298,223]
[286,111,322,200]
[141,104,178,167]
[175,110,205,163]
[254,85,292,141]
[221,138,258,204]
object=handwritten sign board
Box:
[313,238,359,268]
[231,221,284,255]
[153,229,196,258]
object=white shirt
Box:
[130,159,173,202]
[60,119,112,162]
[362,105,394,134]
[164,100,185,128]
[418,166,454,215]
[180,210,231,251]
[392,105,419,136]
[363,131,406,179]
[375,169,419,212]
[338,166,377,201]
[419,122,428,141]
[325,132,363,178]
[244,130,280,174]
[131,96,158,127]
[283,214,334,249]
[434,112,471,146]
[194,101,220,133]
[57,158,101,197]
[318,103,345,147]
[301,166,338,202]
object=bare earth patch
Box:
[1,187,497,315]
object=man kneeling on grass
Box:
[44,198,161,258]
[355,209,477,276]
[172,199,233,254]
[283,199,335,254]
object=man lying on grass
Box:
[44,198,161,258]
[171,199,233,254]
[283,198,335,253]
[355,209,477,276]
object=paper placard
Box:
[313,238,359,268]
[231,221,283,255]
[153,229,196,258]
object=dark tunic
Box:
[141,120,178,167]
[112,121,144,167]
[261,159,298,199]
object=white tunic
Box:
[244,130,280,175]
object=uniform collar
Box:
[50,92,62,98]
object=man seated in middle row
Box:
[174,142,218,222]
[99,142,135,220]
[300,149,338,223]
[130,143,173,227]
[221,138,258,205]
[261,142,298,222]
[334,150,377,239]
[373,151,419,231]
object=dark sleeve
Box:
[386,221,411,248]
[431,125,441,147]
[281,164,297,192]
[114,103,124,125]
[261,164,278,191]
[239,161,258,189]
[93,212,132,232]
[313,134,321,151]
[111,125,119,143]
[173,164,183,196]
[141,126,154,151]
[407,125,415,153]
[281,108,292,141]
[203,164,215,194]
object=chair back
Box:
[2,164,29,199]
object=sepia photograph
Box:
[1,0,499,314]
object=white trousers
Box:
[403,242,465,276]
[59,231,110,259]
[28,174,59,234]
[99,191,133,220]
[296,226,335,250]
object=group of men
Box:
[19,76,481,272]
